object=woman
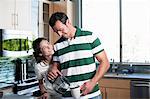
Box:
[32,37,61,99]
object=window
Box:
[82,0,150,63]
[122,0,150,62]
[82,0,120,62]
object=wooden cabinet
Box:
[99,78,130,99]
[52,0,74,44]
[38,0,74,44]
[0,0,31,31]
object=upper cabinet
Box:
[0,0,31,31]
[0,0,74,43]
[0,0,15,29]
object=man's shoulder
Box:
[82,30,92,34]
[54,37,67,44]
[76,26,93,36]
[80,29,93,36]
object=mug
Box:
[70,86,81,99]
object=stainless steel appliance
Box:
[13,58,39,95]
[131,79,150,99]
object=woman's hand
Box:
[40,92,49,99]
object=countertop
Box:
[2,93,37,99]
[1,73,149,88]
[0,83,13,89]
[104,72,150,79]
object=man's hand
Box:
[80,80,96,95]
[47,66,62,80]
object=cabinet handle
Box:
[134,84,150,87]
[16,14,18,26]
[11,14,15,26]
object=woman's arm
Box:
[38,79,49,99]
[38,79,47,94]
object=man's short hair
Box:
[49,12,68,27]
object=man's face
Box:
[53,20,71,38]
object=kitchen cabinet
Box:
[38,0,53,42]
[99,78,130,99]
[0,0,31,31]
[38,0,74,44]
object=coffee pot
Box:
[49,76,70,94]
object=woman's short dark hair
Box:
[32,38,47,63]
[49,12,68,27]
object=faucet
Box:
[128,64,134,73]
[111,59,118,73]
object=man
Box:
[48,12,110,99]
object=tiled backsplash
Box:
[0,57,36,84]
[0,58,15,83]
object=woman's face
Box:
[39,40,54,57]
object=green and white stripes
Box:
[53,27,103,98]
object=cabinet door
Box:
[0,0,31,30]
[106,88,130,99]
[15,0,31,31]
[100,87,106,99]
[0,0,15,29]
[99,78,130,99]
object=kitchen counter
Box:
[0,83,13,89]
[104,72,150,79]
[2,93,37,99]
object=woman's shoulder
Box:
[35,62,48,69]
[34,62,49,73]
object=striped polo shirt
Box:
[53,27,104,99]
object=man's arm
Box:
[47,62,62,80]
[91,50,110,84]
[81,50,110,95]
